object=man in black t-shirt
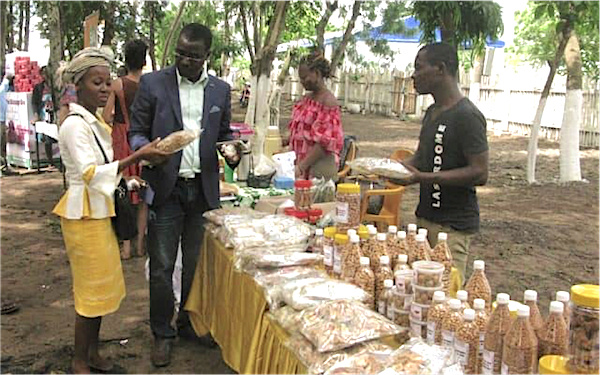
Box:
[393,43,489,284]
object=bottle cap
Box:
[360,257,370,266]
[433,291,446,302]
[315,228,323,236]
[415,234,425,243]
[397,254,408,264]
[438,232,447,241]
[350,234,360,243]
[324,227,337,238]
[556,291,570,303]
[418,228,428,237]
[347,229,357,237]
[463,308,475,321]
[397,231,406,239]
[368,226,378,235]
[571,284,599,309]
[407,223,417,232]
[473,260,485,270]
[358,226,369,239]
[388,225,397,234]
[449,299,461,310]
[376,233,387,241]
[474,298,485,310]
[538,355,570,375]
[334,234,349,244]
[457,290,468,302]
[380,255,390,265]
[550,301,564,314]
[517,305,531,317]
[497,293,510,304]
[524,290,538,302]
[337,183,360,194]
[384,279,393,288]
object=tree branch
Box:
[160,1,186,68]
[238,2,255,66]
[330,0,362,76]
[316,0,338,52]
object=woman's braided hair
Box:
[300,50,332,79]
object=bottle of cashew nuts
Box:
[555,291,571,329]
[341,234,362,282]
[473,298,490,373]
[394,253,410,274]
[378,279,394,316]
[386,225,399,268]
[482,293,512,374]
[442,298,463,350]
[465,260,492,310]
[354,256,376,310]
[375,255,394,305]
[455,308,480,374]
[501,305,538,374]
[406,223,418,263]
[323,227,337,276]
[417,228,432,253]
[457,290,471,311]
[412,234,431,264]
[427,290,448,345]
[363,225,378,263]
[538,301,568,358]
[370,233,389,272]
[524,290,545,339]
[335,183,361,232]
[396,230,409,257]
[333,234,349,279]
[430,232,453,293]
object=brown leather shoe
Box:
[151,338,173,367]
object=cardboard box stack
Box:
[13,56,43,93]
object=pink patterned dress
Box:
[288,97,344,180]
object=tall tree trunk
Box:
[46,1,62,124]
[526,31,569,184]
[559,29,583,182]
[220,2,231,81]
[0,2,6,70]
[315,1,338,53]
[17,0,23,50]
[268,49,294,132]
[146,1,157,71]
[468,52,486,105]
[161,1,186,68]
[7,1,14,52]
[101,1,116,46]
[330,1,362,76]
[23,0,30,51]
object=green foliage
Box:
[280,1,321,43]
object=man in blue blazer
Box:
[129,23,233,367]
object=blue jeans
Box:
[148,177,208,338]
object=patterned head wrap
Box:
[56,46,114,89]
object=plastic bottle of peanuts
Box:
[555,291,571,329]
[412,233,431,264]
[457,290,471,311]
[455,308,480,374]
[375,255,394,305]
[354,256,375,310]
[370,233,389,272]
[312,228,324,255]
[363,225,378,264]
[430,232,453,293]
[396,230,410,258]
[465,260,492,310]
[482,293,512,374]
[523,290,544,339]
[427,290,448,345]
[341,234,362,283]
[378,279,394,317]
[386,225,399,269]
[538,301,568,358]
[333,234,349,279]
[501,305,538,374]
[406,223,418,263]
[441,298,463,350]
[394,253,410,273]
[473,298,490,373]
[417,228,432,252]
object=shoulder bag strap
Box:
[115,87,130,127]
[67,112,110,164]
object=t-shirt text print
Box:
[431,124,447,208]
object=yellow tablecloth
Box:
[185,233,306,374]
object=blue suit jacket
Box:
[128,66,232,208]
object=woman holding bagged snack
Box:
[288,51,344,181]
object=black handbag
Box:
[91,129,138,241]
[246,154,275,189]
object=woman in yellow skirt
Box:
[53,47,171,374]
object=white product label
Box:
[404,296,412,310]
[395,276,406,293]
[378,301,386,314]
[336,202,349,223]
[323,245,333,267]
[501,362,509,375]
[410,320,422,337]
[441,330,454,348]
[482,350,495,374]
[333,247,342,274]
[411,304,423,321]
[454,339,469,366]
[426,321,436,345]
[479,332,485,352]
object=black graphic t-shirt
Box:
[414,97,488,232]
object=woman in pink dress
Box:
[288,52,344,181]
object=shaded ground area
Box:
[1,97,598,373]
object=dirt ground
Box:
[1,97,598,374]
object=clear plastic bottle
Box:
[524,290,544,339]
[370,233,389,272]
[312,228,324,255]
[375,255,394,305]
[555,291,571,329]
[430,232,453,293]
[412,233,431,264]
[427,290,448,345]
[482,293,512,375]
[362,225,378,265]
[417,228,432,253]
[378,279,394,316]
[473,298,490,373]
[457,290,471,311]
[441,298,463,350]
[396,230,409,258]
[568,284,599,374]
[455,308,480,374]
[501,305,538,374]
[406,223,418,264]
[538,301,568,358]
[465,260,492,310]
[354,256,375,310]
[341,234,362,283]
[386,225,399,269]
[323,227,337,276]
[333,234,348,279]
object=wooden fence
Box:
[274,68,599,147]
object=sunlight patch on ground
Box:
[512,148,599,158]
[474,185,500,195]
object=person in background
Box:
[52,47,171,374]
[129,23,236,367]
[392,43,489,284]
[116,65,128,78]
[102,39,149,260]
[287,51,344,181]
[31,66,59,168]
[0,69,16,174]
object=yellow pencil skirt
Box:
[61,217,126,318]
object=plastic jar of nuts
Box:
[335,183,360,232]
[567,284,599,374]
[354,256,375,309]
[524,290,544,339]
[427,291,448,345]
[455,308,480,374]
[294,179,312,210]
[410,302,431,322]
[441,298,463,349]
[539,301,568,358]
[465,260,492,310]
[410,317,428,340]
[413,284,444,305]
[323,227,337,276]
[394,268,413,295]
[501,305,538,374]
[482,293,512,375]
[388,289,412,326]
[413,260,444,287]
[341,234,362,282]
[333,234,349,279]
